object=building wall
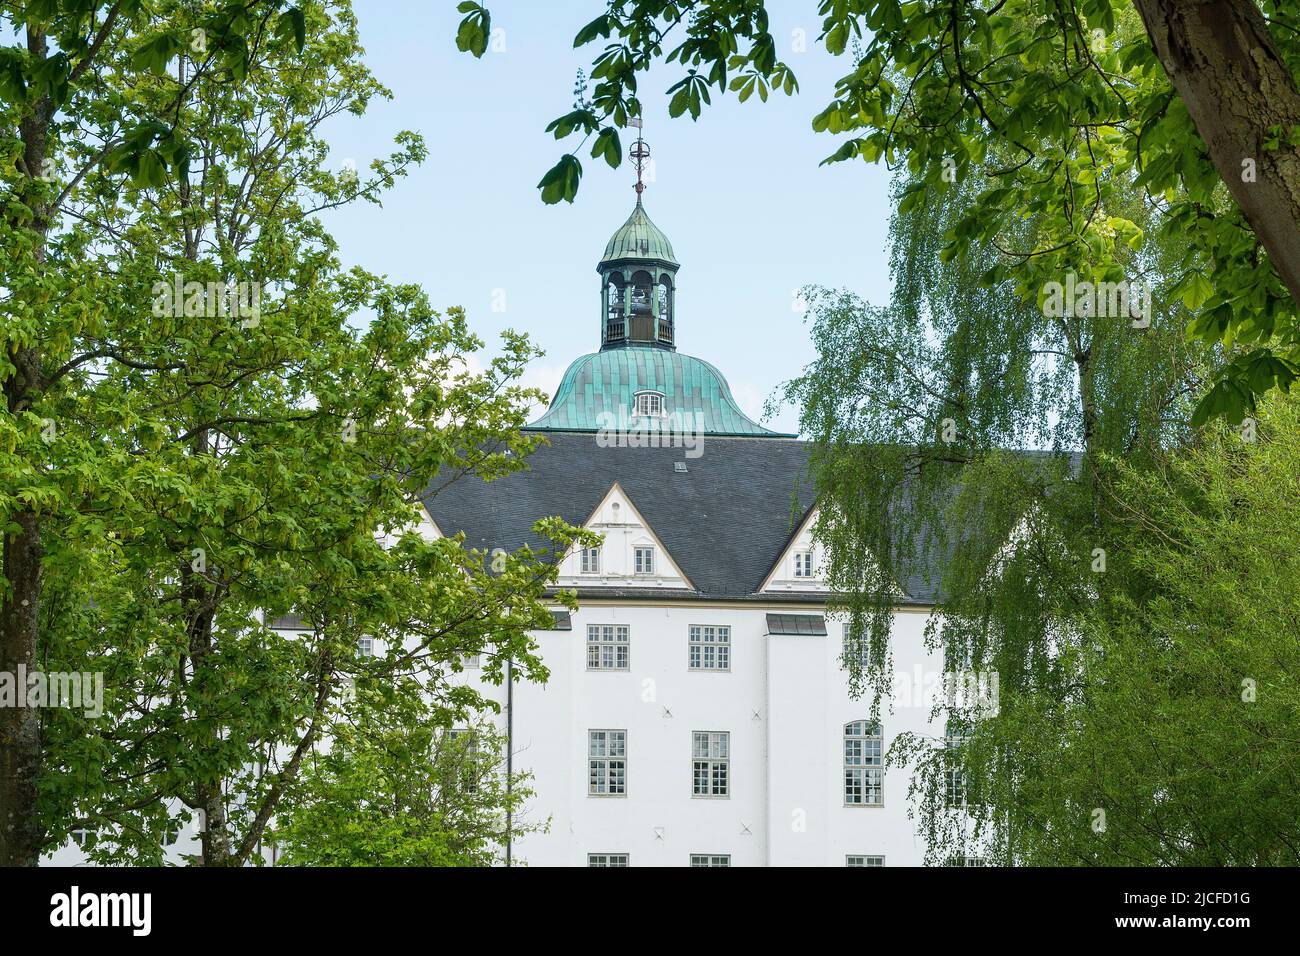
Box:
[480,599,943,867]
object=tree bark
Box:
[0,26,53,868]
[1133,0,1300,304]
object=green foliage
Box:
[1,0,592,865]
[273,687,543,867]
[898,397,1300,866]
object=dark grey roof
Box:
[421,432,832,600]
[766,613,827,636]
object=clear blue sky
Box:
[322,1,895,434]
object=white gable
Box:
[557,482,693,589]
[759,506,830,593]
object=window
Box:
[947,856,988,867]
[692,731,730,797]
[690,854,731,867]
[846,855,885,867]
[587,624,630,670]
[588,853,629,867]
[793,551,814,578]
[462,652,481,668]
[588,730,627,796]
[945,722,969,808]
[842,625,868,670]
[688,625,731,671]
[844,721,883,806]
[580,546,601,574]
[633,390,664,417]
[634,546,655,574]
[357,637,374,658]
[446,729,479,794]
[70,828,92,849]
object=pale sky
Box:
[322,1,895,434]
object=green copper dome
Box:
[527,346,789,437]
[599,203,678,268]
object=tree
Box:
[897,395,1300,866]
[3,0,591,866]
[273,687,544,867]
[459,0,1300,421]
[2,0,320,869]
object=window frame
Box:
[689,854,731,867]
[633,545,655,575]
[691,730,730,799]
[688,624,732,671]
[846,854,886,867]
[588,852,630,867]
[843,720,884,807]
[580,545,601,574]
[633,390,665,418]
[588,729,628,797]
[586,624,631,671]
[793,550,814,578]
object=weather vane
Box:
[629,116,650,204]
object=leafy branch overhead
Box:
[456,0,1300,424]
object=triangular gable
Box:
[559,481,694,589]
[758,504,830,593]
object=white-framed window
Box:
[588,729,627,796]
[634,546,655,574]
[846,855,885,867]
[688,625,731,671]
[945,721,969,808]
[70,828,92,848]
[692,731,730,797]
[948,856,988,867]
[633,390,665,417]
[844,720,883,806]
[793,550,814,577]
[690,854,730,867]
[580,546,601,573]
[588,853,629,867]
[461,652,481,668]
[357,637,374,658]
[587,624,630,670]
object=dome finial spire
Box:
[629,116,649,206]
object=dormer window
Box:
[793,551,814,578]
[634,546,655,575]
[581,546,601,574]
[634,390,665,418]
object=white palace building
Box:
[417,185,955,868]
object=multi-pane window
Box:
[588,853,629,867]
[844,720,884,806]
[587,624,630,670]
[634,391,664,417]
[588,730,627,796]
[948,856,988,867]
[634,546,655,574]
[692,731,730,797]
[793,551,814,577]
[841,626,868,670]
[688,625,731,671]
[580,546,601,573]
[462,652,481,668]
[945,722,969,808]
[357,637,374,658]
[846,855,885,867]
[690,854,731,867]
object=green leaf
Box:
[537,153,582,204]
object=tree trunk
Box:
[0,26,53,868]
[1134,0,1300,305]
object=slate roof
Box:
[421,431,854,601]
